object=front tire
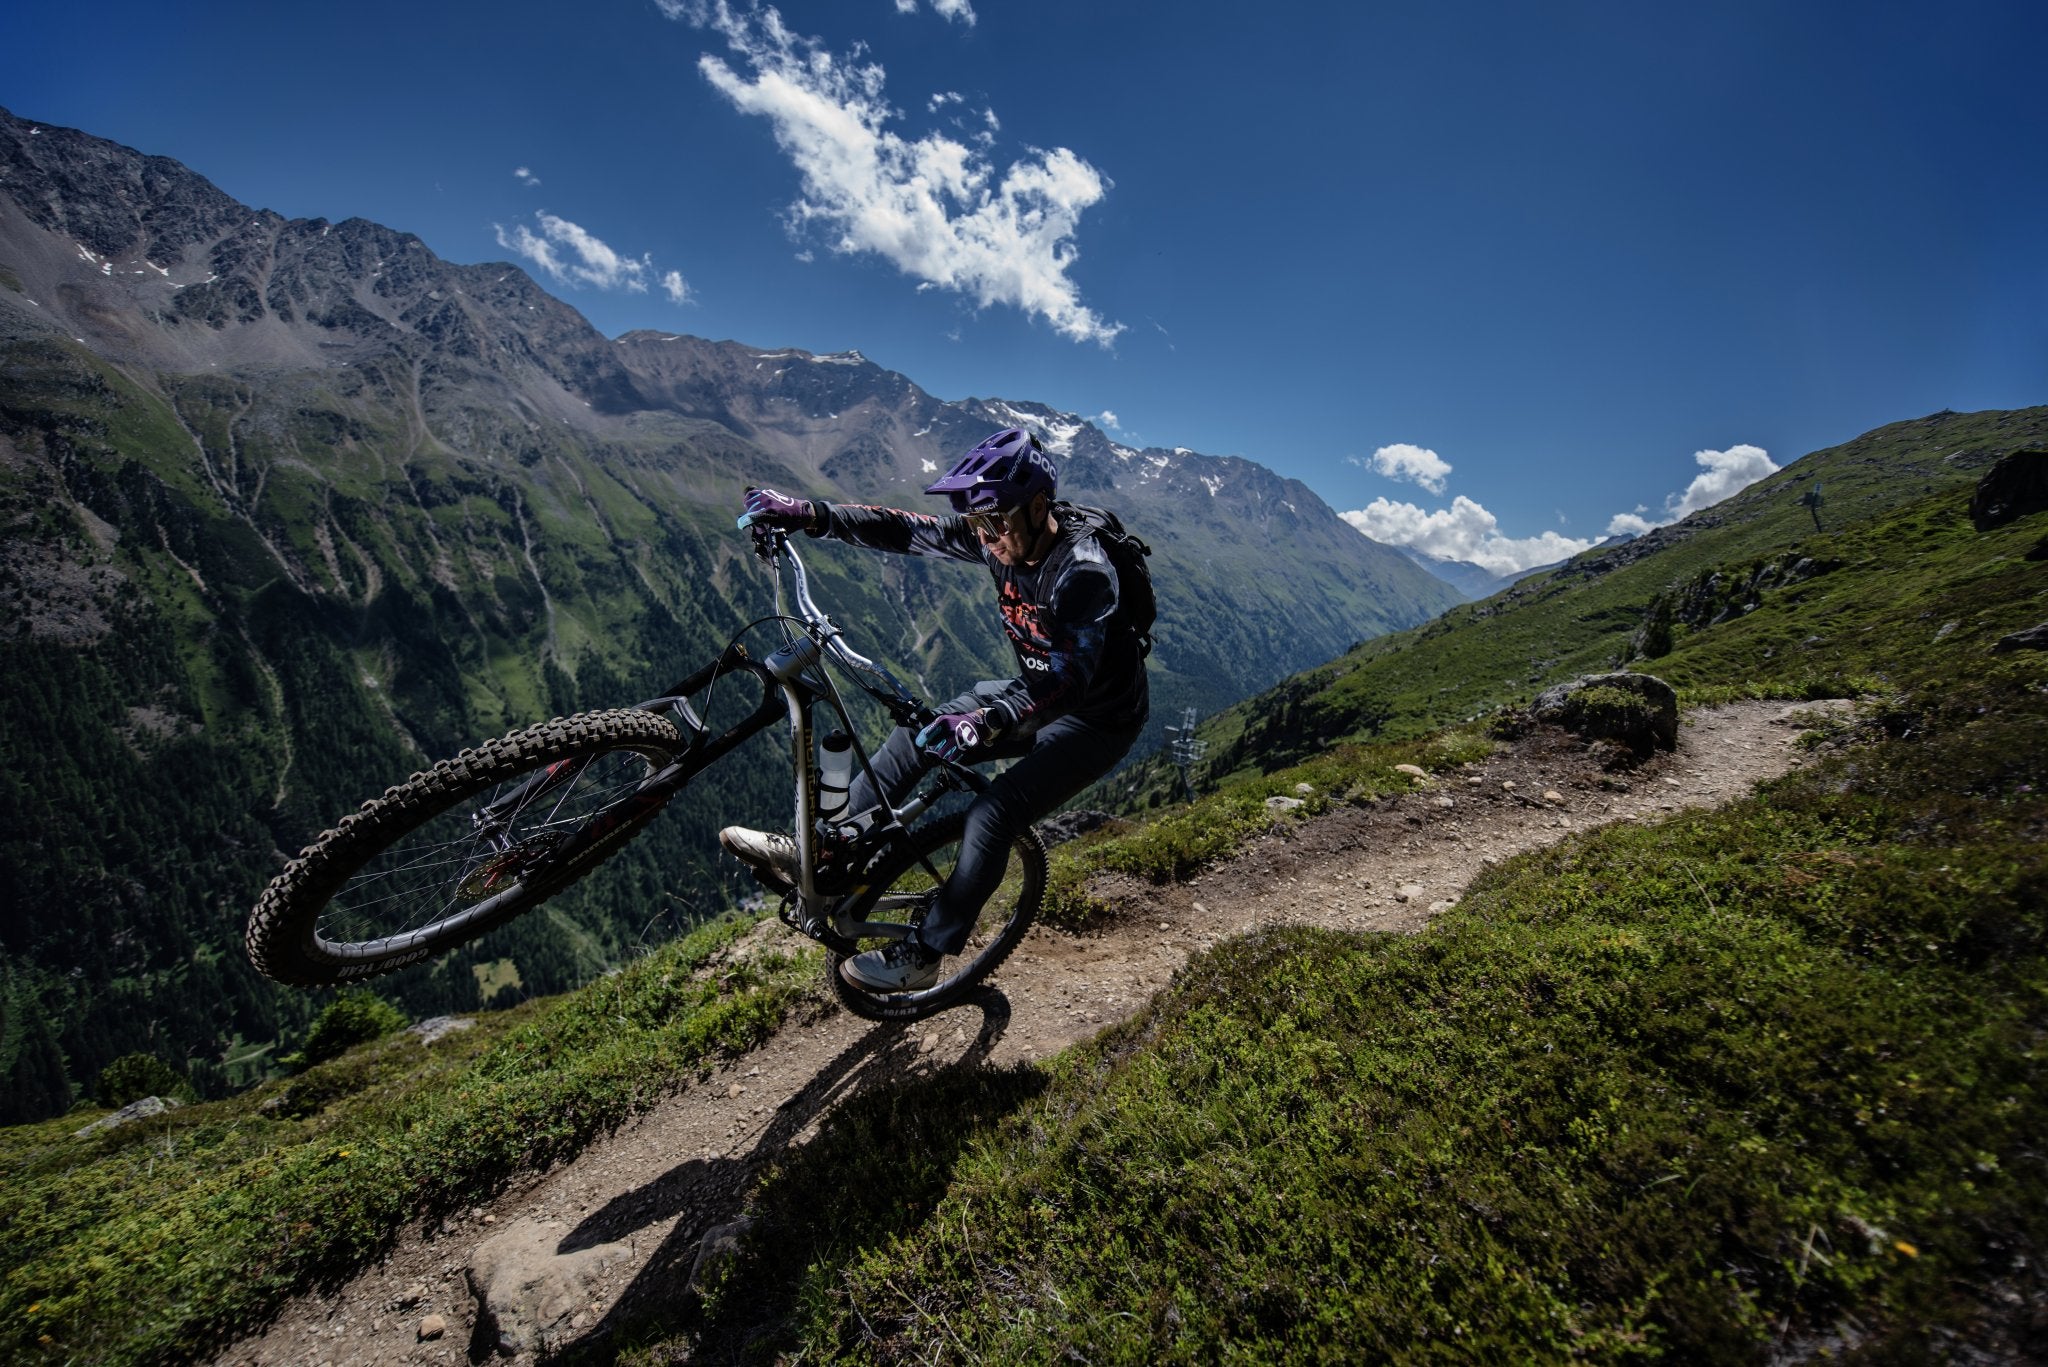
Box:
[826,812,1045,1022]
[247,709,684,986]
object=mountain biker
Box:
[725,427,1152,992]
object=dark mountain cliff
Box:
[0,105,1456,1119]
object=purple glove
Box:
[916,708,991,762]
[737,486,816,532]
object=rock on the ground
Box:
[1395,883,1425,903]
[1394,764,1430,780]
[1532,672,1678,754]
[686,1218,756,1297]
[467,1218,632,1356]
[409,1016,476,1046]
[73,1095,181,1138]
[417,1314,447,1342]
[1969,450,2048,531]
[1265,795,1304,812]
[1992,622,2048,653]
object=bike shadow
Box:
[539,986,1028,1360]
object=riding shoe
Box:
[840,939,942,993]
[719,826,800,889]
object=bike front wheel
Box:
[825,812,1045,1022]
[247,708,685,986]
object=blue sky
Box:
[6,0,2043,572]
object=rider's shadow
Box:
[544,987,1034,1360]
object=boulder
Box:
[1992,622,2048,654]
[467,1218,632,1356]
[1970,451,2048,531]
[1532,672,1678,755]
[73,1095,180,1139]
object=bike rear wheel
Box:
[826,812,1045,1022]
[247,708,685,986]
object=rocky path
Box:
[216,700,1838,1366]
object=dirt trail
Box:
[217,699,1838,1366]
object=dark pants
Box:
[843,681,1140,956]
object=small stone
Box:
[1466,776,1484,787]
[1543,789,1565,804]
[1192,901,1209,914]
[1431,796,1454,809]
[1394,883,1425,903]
[727,1082,745,1099]
[482,1213,497,1225]
[1501,779,1517,791]
[418,1314,447,1342]
[1394,764,1430,779]
[1157,921,1170,930]
[1428,899,1458,914]
[1265,794,1305,812]
[1294,782,1315,795]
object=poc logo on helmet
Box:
[1026,448,1056,482]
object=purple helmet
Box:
[924,428,1057,514]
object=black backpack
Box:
[1060,502,1157,657]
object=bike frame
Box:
[472,529,972,947]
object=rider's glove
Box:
[737,487,818,532]
[916,708,993,762]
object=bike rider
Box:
[726,428,1151,992]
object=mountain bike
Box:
[245,527,1045,1022]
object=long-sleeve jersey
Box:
[811,501,1150,734]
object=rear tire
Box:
[247,709,684,986]
[826,813,1044,1022]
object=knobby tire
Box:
[247,708,684,986]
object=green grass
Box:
[0,913,818,1365]
[676,678,2048,1364]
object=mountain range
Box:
[0,105,1459,1117]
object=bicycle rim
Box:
[827,813,1044,1021]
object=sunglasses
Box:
[963,507,1019,540]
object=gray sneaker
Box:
[840,939,942,993]
[719,826,799,888]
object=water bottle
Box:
[817,729,853,820]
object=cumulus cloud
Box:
[928,90,963,112]
[495,212,651,292]
[1342,496,1595,578]
[1095,409,1121,430]
[662,269,692,304]
[1604,443,1779,536]
[1352,442,1452,495]
[658,0,1119,345]
[514,166,541,187]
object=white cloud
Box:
[494,212,652,293]
[660,1,1119,345]
[1095,409,1121,430]
[662,269,692,304]
[1353,442,1452,495]
[1342,495,1595,577]
[895,0,976,22]
[1604,443,1780,536]
[514,166,541,187]
[928,90,963,112]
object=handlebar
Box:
[751,527,928,725]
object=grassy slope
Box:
[0,915,816,1365]
[655,432,2048,1360]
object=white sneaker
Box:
[719,826,799,888]
[840,940,942,993]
